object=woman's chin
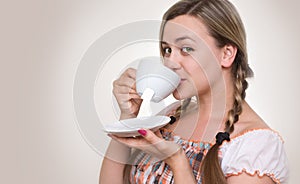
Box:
[172,90,181,100]
[173,82,198,100]
[172,90,191,100]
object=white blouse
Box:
[220,129,289,183]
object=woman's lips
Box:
[179,78,187,84]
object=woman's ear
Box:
[220,44,237,68]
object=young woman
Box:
[100,0,288,183]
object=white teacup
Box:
[136,57,180,103]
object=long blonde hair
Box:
[161,0,253,183]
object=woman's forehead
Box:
[162,15,210,44]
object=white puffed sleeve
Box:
[220,129,289,184]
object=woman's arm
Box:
[99,113,133,184]
[165,148,197,184]
[99,139,131,184]
[100,68,141,183]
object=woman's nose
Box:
[163,54,182,71]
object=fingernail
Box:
[138,129,147,136]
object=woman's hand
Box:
[112,68,142,119]
[109,129,181,164]
[109,129,197,183]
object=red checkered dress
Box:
[129,129,213,184]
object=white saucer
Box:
[103,116,171,137]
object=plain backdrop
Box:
[1,0,299,183]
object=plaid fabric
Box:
[130,129,213,184]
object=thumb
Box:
[138,129,180,160]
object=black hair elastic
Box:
[215,132,230,145]
[169,116,176,125]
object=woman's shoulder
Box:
[221,117,285,158]
[222,128,284,148]
[230,111,270,135]
[226,108,281,145]
[230,102,271,136]
[220,128,288,184]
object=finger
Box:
[113,77,136,89]
[132,99,143,107]
[113,85,138,95]
[137,129,180,160]
[154,130,164,139]
[116,94,142,102]
[109,134,138,145]
[121,68,137,89]
[109,134,151,150]
[137,129,161,144]
[122,68,137,80]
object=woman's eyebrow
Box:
[175,36,196,43]
[161,36,196,45]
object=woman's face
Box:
[161,15,224,100]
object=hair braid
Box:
[225,60,248,133]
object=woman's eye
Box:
[163,47,172,55]
[181,47,194,54]
[163,47,172,54]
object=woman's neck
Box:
[192,74,236,141]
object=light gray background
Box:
[1,0,299,183]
